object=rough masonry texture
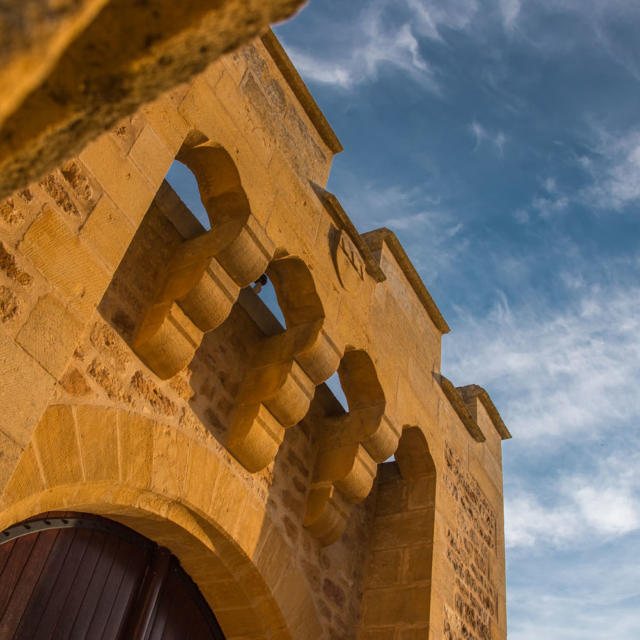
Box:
[0,0,306,201]
[0,27,510,640]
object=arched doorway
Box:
[0,512,225,639]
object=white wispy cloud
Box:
[509,551,640,640]
[278,47,353,88]
[502,0,640,81]
[531,194,569,217]
[582,128,640,211]
[470,120,488,148]
[282,0,483,91]
[512,122,640,221]
[405,0,443,40]
[410,0,479,34]
[333,178,468,280]
[469,120,507,154]
[499,0,521,31]
[283,2,435,90]
[513,174,572,222]
[443,277,640,443]
[513,207,529,223]
[506,451,640,549]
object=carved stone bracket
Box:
[304,350,400,545]
[132,140,274,379]
[227,256,342,472]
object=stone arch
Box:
[358,425,436,637]
[0,404,323,640]
[132,132,275,379]
[395,425,436,478]
[176,135,248,227]
[228,255,341,472]
[304,349,400,545]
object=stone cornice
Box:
[363,228,450,335]
[457,384,512,440]
[311,184,386,282]
[261,30,343,155]
[438,374,487,442]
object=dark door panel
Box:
[0,513,225,640]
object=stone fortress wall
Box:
[0,12,510,640]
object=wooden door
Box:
[0,512,226,639]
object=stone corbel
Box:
[132,140,274,379]
[227,257,342,472]
[304,350,400,545]
[304,485,351,547]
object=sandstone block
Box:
[253,523,290,590]
[372,509,436,550]
[214,606,263,638]
[359,630,395,640]
[0,439,39,511]
[209,465,248,525]
[407,475,436,511]
[16,293,84,378]
[375,478,407,517]
[79,133,156,225]
[151,423,190,498]
[183,442,219,514]
[0,329,55,446]
[133,301,204,380]
[118,412,154,489]
[207,578,253,612]
[362,585,430,627]
[80,194,135,270]
[34,404,82,487]
[404,544,434,583]
[128,125,175,188]
[397,626,430,639]
[140,96,191,155]
[75,405,119,482]
[20,205,111,316]
[215,71,276,169]
[365,548,402,588]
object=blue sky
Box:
[272,2,640,638]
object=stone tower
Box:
[0,8,509,639]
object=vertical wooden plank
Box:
[100,544,152,640]
[0,533,38,622]
[126,547,171,640]
[0,514,225,640]
[83,538,134,639]
[30,527,94,638]
[69,532,122,639]
[14,528,78,639]
[150,558,226,640]
[0,529,60,637]
[157,571,200,640]
[51,530,107,638]
[148,568,173,640]
[0,538,17,578]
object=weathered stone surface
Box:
[0,0,109,126]
[16,293,85,378]
[0,329,55,447]
[0,0,307,200]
